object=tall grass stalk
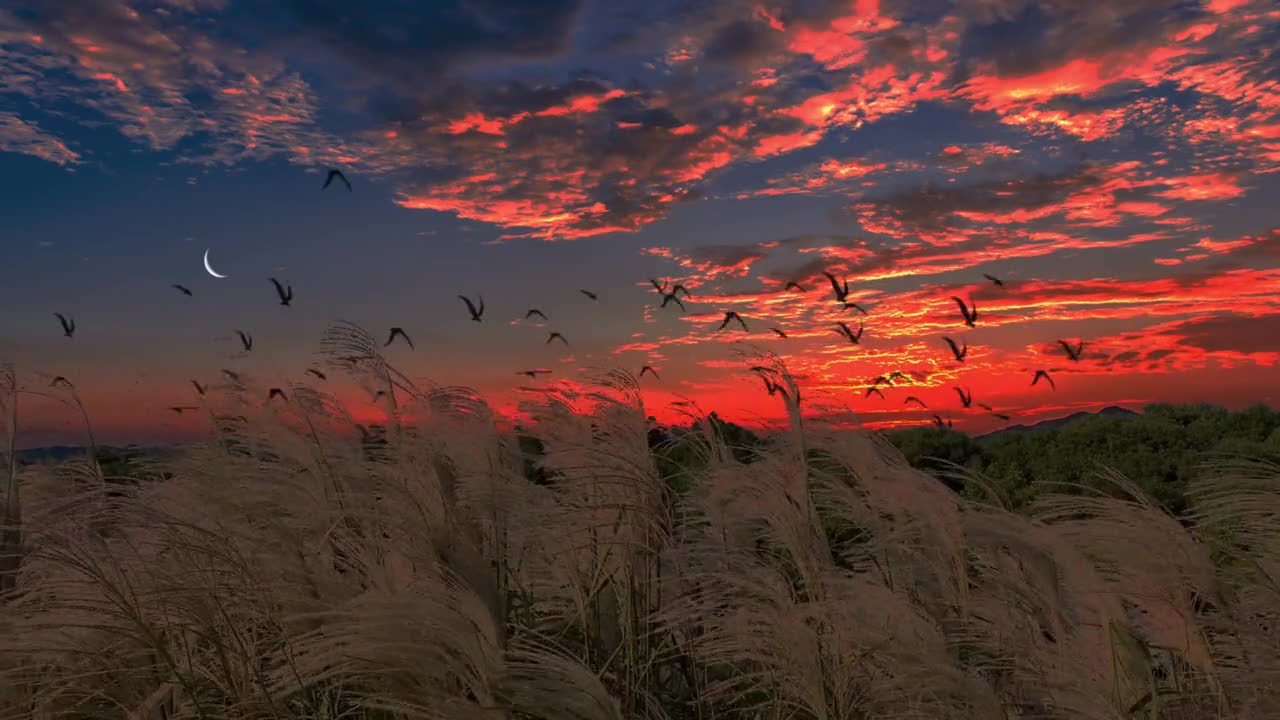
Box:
[0,324,1277,719]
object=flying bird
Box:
[54,313,75,338]
[191,380,206,396]
[1032,369,1056,389]
[547,332,569,346]
[305,368,327,381]
[639,365,660,380]
[1059,339,1085,362]
[954,386,973,408]
[518,369,552,379]
[951,296,978,328]
[269,277,293,307]
[983,273,1004,287]
[718,311,749,332]
[49,376,72,388]
[669,284,691,297]
[977,402,1011,421]
[267,388,287,403]
[942,336,968,362]
[169,406,198,414]
[865,386,885,400]
[322,168,351,191]
[579,289,598,301]
[933,414,952,429]
[660,292,686,311]
[888,371,912,384]
[770,327,788,338]
[649,279,668,294]
[844,302,869,315]
[823,271,850,303]
[904,396,927,409]
[525,308,548,321]
[172,284,193,296]
[784,281,807,292]
[385,327,414,349]
[835,321,864,344]
[459,295,485,322]
[235,330,253,352]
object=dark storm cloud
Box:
[1165,313,1280,355]
[955,0,1206,78]
[849,163,1107,231]
[262,0,588,81]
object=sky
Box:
[2,0,1279,447]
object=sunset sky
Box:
[2,0,1279,447]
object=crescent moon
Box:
[203,248,227,279]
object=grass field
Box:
[0,325,1277,720]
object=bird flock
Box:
[44,168,1085,431]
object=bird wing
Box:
[951,296,970,317]
[459,295,477,315]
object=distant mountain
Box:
[975,405,1141,443]
[14,444,180,463]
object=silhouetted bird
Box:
[942,336,968,362]
[784,281,807,292]
[306,368,327,381]
[172,284,192,296]
[823,271,850,303]
[54,313,75,338]
[983,273,1004,287]
[933,414,952,429]
[952,296,978,327]
[888,371,911,384]
[49,376,71,388]
[954,386,973,408]
[977,402,1010,420]
[650,278,667,294]
[1059,339,1084,361]
[322,168,351,191]
[169,406,198,414]
[268,388,287,402]
[1032,369,1056,389]
[718,311,749,332]
[836,321,864,344]
[269,277,293,306]
[518,369,552,379]
[459,295,484,321]
[640,365,660,380]
[236,330,253,352]
[670,284,691,297]
[661,292,686,311]
[525,308,548,321]
[579,289,598,300]
[385,327,414,349]
[904,396,927,409]
[770,327,788,338]
[844,302,869,315]
[865,386,885,400]
[547,332,569,346]
[191,379,207,396]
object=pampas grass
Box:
[0,323,1277,719]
